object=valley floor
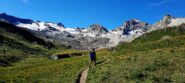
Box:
[1,27,185,83]
[0,49,110,83]
[1,47,185,83]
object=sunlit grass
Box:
[87,26,185,82]
[0,49,110,82]
[1,25,185,82]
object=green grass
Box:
[0,49,109,82]
[0,56,88,82]
[88,48,185,83]
[87,26,185,82]
[0,25,108,82]
[1,24,185,82]
[0,27,50,66]
[0,23,97,82]
[114,26,185,55]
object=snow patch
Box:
[17,22,65,32]
[168,18,185,27]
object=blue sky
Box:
[0,0,185,29]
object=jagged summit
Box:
[124,19,148,30]
[57,23,65,28]
[152,14,185,30]
[1,13,185,49]
[88,24,109,34]
[114,19,149,35]
[157,14,175,27]
[164,14,174,19]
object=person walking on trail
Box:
[89,48,96,68]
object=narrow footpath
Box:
[79,68,89,83]
[76,56,110,83]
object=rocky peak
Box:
[162,15,174,25]
[57,23,65,28]
[115,19,148,30]
[88,24,109,34]
[75,27,84,32]
[115,19,149,35]
[123,19,148,30]
[154,15,175,27]
[163,14,174,20]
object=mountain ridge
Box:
[1,13,185,49]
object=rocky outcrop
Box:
[88,24,109,34]
[115,19,149,35]
[153,15,174,28]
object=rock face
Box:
[153,15,174,28]
[1,13,185,49]
[88,24,109,34]
[115,19,149,35]
[150,15,185,31]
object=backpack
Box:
[90,52,96,59]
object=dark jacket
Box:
[90,51,96,60]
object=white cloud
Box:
[146,0,168,9]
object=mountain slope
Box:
[0,21,54,47]
[0,21,55,66]
[0,21,87,82]
[0,13,33,24]
[87,24,185,82]
[115,24,185,55]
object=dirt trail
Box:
[76,56,110,83]
[79,68,89,83]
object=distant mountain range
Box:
[1,13,185,49]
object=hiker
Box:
[89,48,96,67]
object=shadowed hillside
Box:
[0,21,89,83]
[0,21,54,47]
[0,21,56,66]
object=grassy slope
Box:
[1,22,185,82]
[0,56,88,82]
[0,22,76,82]
[0,22,108,82]
[87,26,185,82]
[0,48,109,82]
[0,23,49,67]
